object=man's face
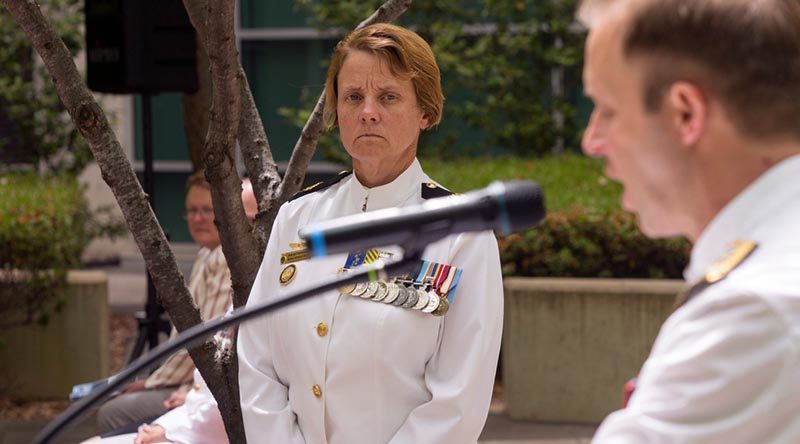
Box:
[185,185,221,249]
[582,19,689,238]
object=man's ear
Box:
[666,82,708,146]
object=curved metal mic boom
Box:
[36,179,546,443]
[34,256,422,443]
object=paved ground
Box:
[1,243,598,443]
[1,414,596,444]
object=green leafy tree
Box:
[293,0,585,158]
[0,0,90,174]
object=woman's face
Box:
[336,50,430,176]
[185,185,221,249]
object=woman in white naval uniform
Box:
[238,24,504,444]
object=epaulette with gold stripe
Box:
[421,182,453,199]
[288,170,352,202]
[673,239,758,310]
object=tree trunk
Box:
[0,0,227,428]
[182,30,212,173]
[2,0,412,440]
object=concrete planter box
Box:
[502,277,682,423]
[0,270,109,399]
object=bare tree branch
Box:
[0,0,224,400]
[182,0,280,258]
[182,31,212,173]
[191,0,251,441]
[358,0,414,29]
[237,68,281,253]
[276,0,414,204]
[202,0,259,310]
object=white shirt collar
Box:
[685,154,800,282]
[344,158,427,212]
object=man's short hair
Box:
[581,0,800,141]
[323,23,444,130]
[186,170,210,192]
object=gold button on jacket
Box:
[316,322,328,337]
[312,384,322,398]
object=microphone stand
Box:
[35,253,423,444]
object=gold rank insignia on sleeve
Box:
[288,171,352,202]
[704,240,758,284]
[673,239,758,310]
[421,182,454,200]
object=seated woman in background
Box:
[83,179,257,443]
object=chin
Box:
[635,214,684,239]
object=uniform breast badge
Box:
[279,241,311,286]
[279,264,297,286]
[280,241,310,265]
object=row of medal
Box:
[338,253,462,317]
[340,278,450,316]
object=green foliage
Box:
[499,209,690,279]
[293,0,586,158]
[421,153,621,213]
[0,173,124,329]
[0,0,90,174]
[420,155,691,278]
[278,91,350,166]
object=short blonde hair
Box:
[323,23,444,129]
[186,170,210,192]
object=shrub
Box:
[0,173,121,328]
[0,0,89,174]
[293,0,586,158]
[499,208,690,279]
[420,155,691,279]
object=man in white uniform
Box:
[578,0,800,442]
[238,24,504,444]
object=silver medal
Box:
[383,282,400,304]
[422,292,440,313]
[402,286,419,308]
[362,281,379,299]
[371,281,389,301]
[413,289,430,310]
[350,282,369,297]
[392,285,410,306]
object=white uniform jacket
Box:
[238,159,504,444]
[594,155,800,443]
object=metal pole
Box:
[142,93,161,351]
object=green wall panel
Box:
[241,39,337,161]
[240,0,310,28]
[136,171,192,243]
[134,94,189,161]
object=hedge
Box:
[420,155,690,279]
[0,173,90,328]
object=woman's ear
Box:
[666,81,708,146]
[419,109,431,130]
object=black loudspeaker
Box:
[85,0,198,94]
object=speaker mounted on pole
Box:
[85,0,199,94]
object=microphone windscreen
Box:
[497,181,546,233]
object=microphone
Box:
[299,180,545,257]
